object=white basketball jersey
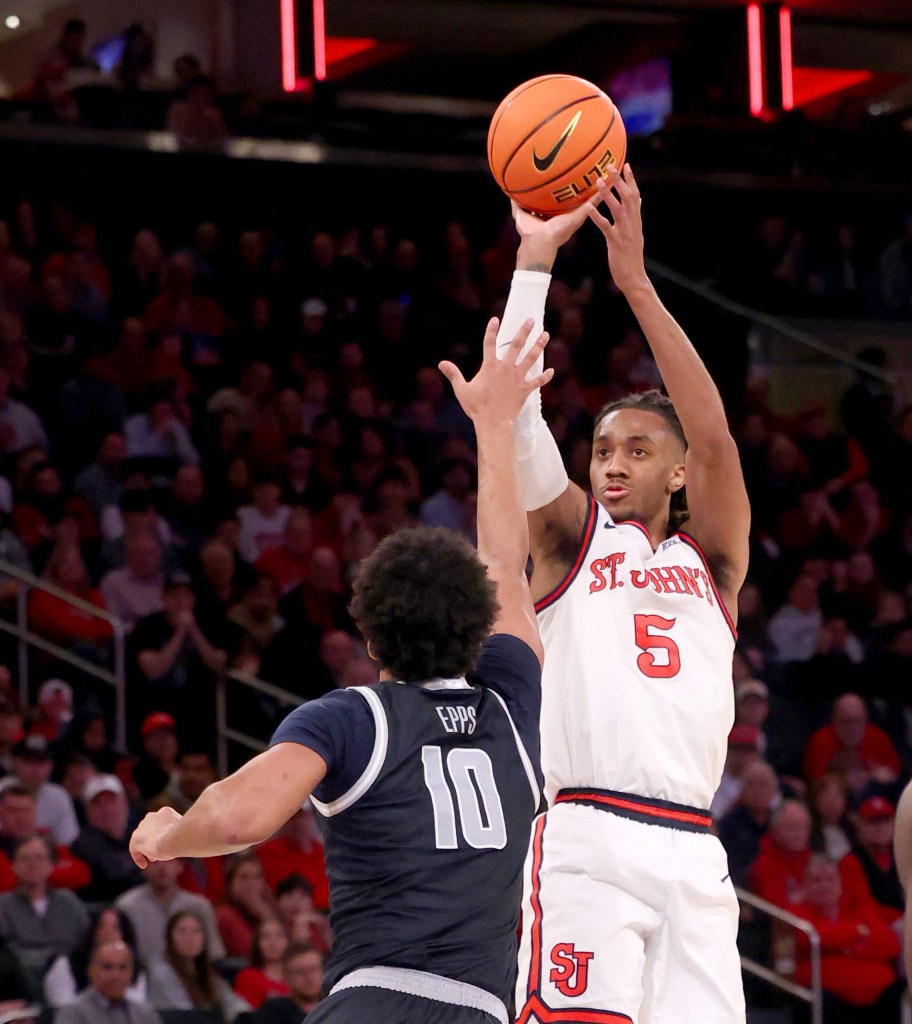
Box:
[536,497,737,809]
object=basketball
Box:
[487,74,627,217]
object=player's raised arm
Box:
[490,202,594,578]
[894,779,912,979]
[588,165,750,612]
[440,317,553,664]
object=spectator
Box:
[54,940,162,1024]
[749,799,815,908]
[27,542,113,649]
[0,835,89,992]
[116,858,224,967]
[216,854,275,959]
[0,367,48,456]
[130,575,230,749]
[768,573,824,664]
[232,918,290,1009]
[147,750,216,815]
[711,724,762,819]
[0,784,89,892]
[256,805,329,910]
[273,875,330,953]
[717,760,781,888]
[877,212,912,315]
[255,510,312,597]
[228,574,284,671]
[793,856,901,1024]
[124,383,200,468]
[1,734,80,846]
[419,457,477,541]
[162,464,211,562]
[117,712,178,804]
[147,910,250,1021]
[803,692,900,784]
[100,531,164,633]
[841,795,904,920]
[44,906,147,1007]
[115,23,156,93]
[55,753,96,826]
[251,942,323,1024]
[71,431,127,524]
[27,678,74,743]
[71,774,143,902]
[237,473,291,564]
[165,75,229,144]
[57,708,121,774]
[809,772,855,862]
[733,678,770,735]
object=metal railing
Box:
[0,559,127,750]
[215,668,304,778]
[736,887,822,1024]
[646,257,897,383]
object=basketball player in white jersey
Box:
[496,164,750,1023]
[892,778,912,981]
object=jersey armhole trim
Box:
[534,496,598,613]
[487,689,540,810]
[309,687,388,817]
[676,531,738,641]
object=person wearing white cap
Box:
[71,774,143,902]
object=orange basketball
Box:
[487,74,627,217]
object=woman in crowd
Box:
[27,541,112,649]
[809,772,856,862]
[215,853,275,958]
[232,917,289,1009]
[148,909,250,1022]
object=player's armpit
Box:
[528,481,591,602]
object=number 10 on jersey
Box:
[421,745,507,850]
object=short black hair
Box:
[594,389,689,531]
[349,526,496,682]
[276,873,313,899]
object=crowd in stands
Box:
[0,129,909,1020]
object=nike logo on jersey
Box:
[436,705,477,734]
[533,111,582,171]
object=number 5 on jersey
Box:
[421,745,507,850]
[634,614,680,679]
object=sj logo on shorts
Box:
[549,942,594,997]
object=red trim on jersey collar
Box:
[675,531,738,641]
[534,497,598,613]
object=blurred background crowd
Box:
[0,3,910,1023]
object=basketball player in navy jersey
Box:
[494,165,751,1023]
[130,317,553,1024]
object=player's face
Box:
[590,409,685,527]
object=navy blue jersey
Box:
[270,633,542,1007]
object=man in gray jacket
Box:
[55,941,162,1024]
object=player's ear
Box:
[668,461,686,494]
[366,640,378,662]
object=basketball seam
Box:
[487,74,575,174]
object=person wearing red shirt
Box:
[749,799,872,913]
[841,796,904,926]
[0,785,89,891]
[255,804,329,911]
[255,510,312,597]
[216,853,275,958]
[27,542,113,648]
[794,855,901,1023]
[232,918,290,1009]
[803,692,900,784]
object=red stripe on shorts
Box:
[554,790,712,829]
[517,992,633,1023]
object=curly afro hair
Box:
[594,389,689,532]
[349,526,497,682]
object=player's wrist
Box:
[516,237,558,272]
